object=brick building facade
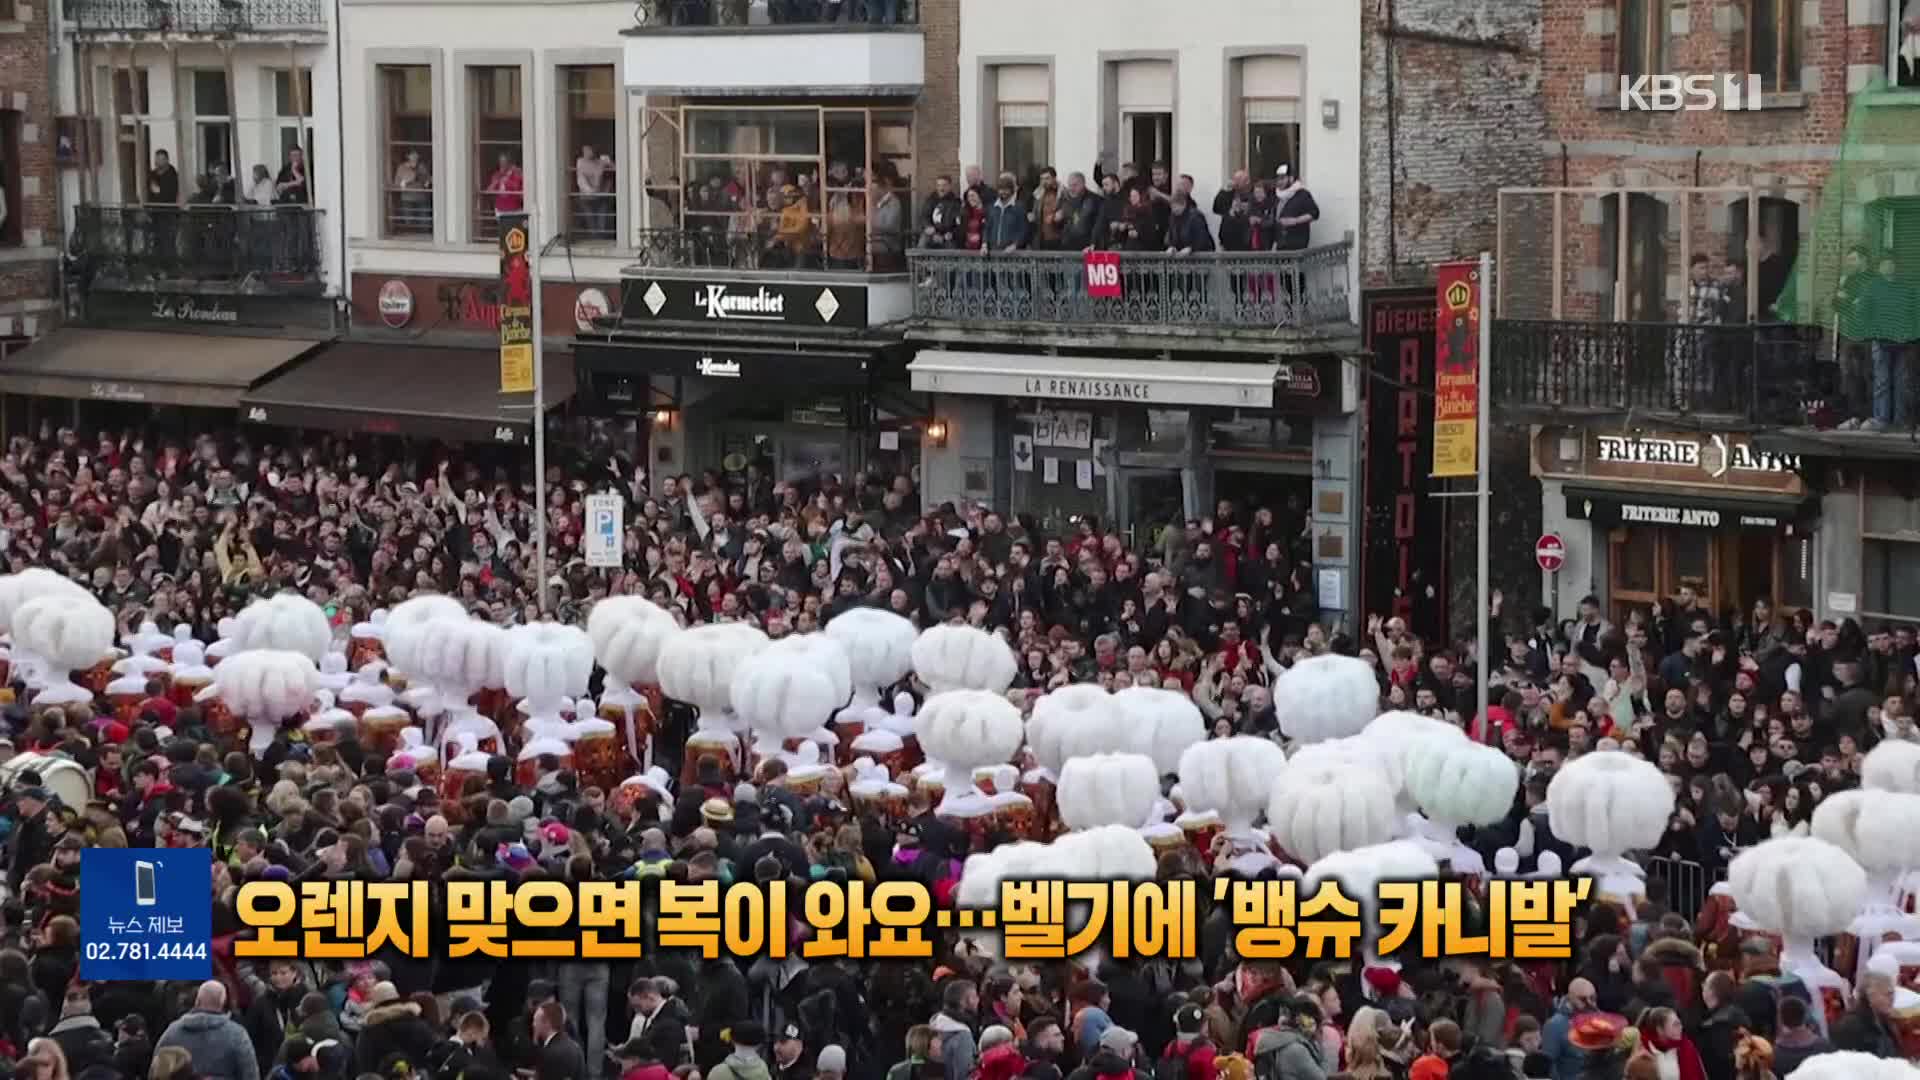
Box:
[0,0,61,346]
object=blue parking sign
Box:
[80,848,212,980]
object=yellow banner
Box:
[498,212,534,394]
[1432,261,1480,477]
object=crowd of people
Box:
[0,420,1913,1080]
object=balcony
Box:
[68,0,325,34]
[623,0,922,96]
[71,204,325,293]
[1490,318,1826,423]
[632,226,904,273]
[906,242,1355,340]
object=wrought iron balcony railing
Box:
[632,0,916,29]
[908,241,1354,332]
[69,0,324,33]
[631,226,906,273]
[1491,318,1827,419]
[72,204,324,290]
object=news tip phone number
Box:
[84,941,210,962]
[234,876,1592,963]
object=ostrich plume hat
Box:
[917,690,1025,773]
[732,633,854,741]
[1177,736,1288,831]
[1027,684,1115,773]
[911,624,1016,694]
[1862,740,1920,794]
[504,623,595,704]
[12,595,115,672]
[1271,654,1382,745]
[1111,686,1207,775]
[824,608,917,690]
[1267,760,1398,864]
[383,594,469,676]
[1726,837,1868,939]
[1403,733,1518,826]
[1056,753,1159,831]
[1546,751,1674,854]
[656,623,771,713]
[587,596,682,686]
[229,593,333,662]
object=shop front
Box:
[908,346,1363,616]
[573,272,915,487]
[1534,426,1815,626]
[0,290,336,437]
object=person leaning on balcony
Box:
[869,174,906,270]
[825,189,867,270]
[1060,172,1101,253]
[774,185,815,267]
[1118,185,1163,253]
[1271,165,1317,251]
[983,176,1028,254]
[1834,245,1880,426]
[960,187,987,252]
[1028,168,1065,250]
[485,152,524,217]
[274,146,309,205]
[393,150,432,229]
[146,149,180,206]
[1212,169,1253,218]
[919,175,962,249]
[1165,193,1214,256]
[248,164,275,208]
[1092,172,1128,251]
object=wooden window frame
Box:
[379,64,434,239]
[1747,0,1801,91]
[1616,0,1669,78]
[469,65,524,242]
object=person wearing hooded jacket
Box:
[929,979,978,1080]
[352,981,437,1075]
[1066,1026,1143,1080]
[710,1021,775,1080]
[155,981,259,1080]
[1249,998,1327,1080]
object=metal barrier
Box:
[1491,318,1827,418]
[908,241,1354,331]
[1641,855,1724,923]
[73,203,324,286]
[69,0,324,31]
[633,0,918,27]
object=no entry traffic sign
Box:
[1536,532,1566,573]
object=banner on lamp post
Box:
[1431,260,1481,478]
[498,212,535,394]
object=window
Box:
[189,70,231,185]
[1726,196,1800,315]
[380,65,433,238]
[0,111,21,246]
[990,65,1049,184]
[1234,55,1303,183]
[272,69,316,183]
[1748,0,1801,91]
[1895,0,1918,88]
[111,68,156,205]
[560,65,616,243]
[1864,538,1920,618]
[469,66,523,241]
[1600,192,1669,319]
[658,103,916,272]
[1617,0,1669,78]
[1113,59,1173,173]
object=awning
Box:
[1562,483,1817,533]
[908,350,1281,408]
[0,328,322,408]
[239,344,576,445]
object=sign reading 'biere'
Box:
[498,213,535,394]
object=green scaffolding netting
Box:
[1773,76,1920,343]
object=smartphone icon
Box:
[135,861,156,906]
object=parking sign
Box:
[585,493,624,568]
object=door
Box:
[1121,470,1184,553]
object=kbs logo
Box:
[1618,74,1763,112]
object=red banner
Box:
[1432,261,1481,478]
[1084,251,1122,299]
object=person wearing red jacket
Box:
[1158,1006,1216,1080]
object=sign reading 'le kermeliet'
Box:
[497,212,535,394]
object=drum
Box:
[516,746,574,788]
[850,731,911,780]
[107,687,146,726]
[786,765,830,799]
[170,675,211,712]
[572,720,624,794]
[359,708,410,757]
[1891,994,1920,1060]
[833,714,865,767]
[348,633,385,671]
[987,791,1036,840]
[399,750,439,785]
[1017,771,1059,839]
[77,656,116,698]
[597,694,657,770]
[681,731,740,787]
[303,717,343,747]
[1177,811,1224,860]
[850,779,910,821]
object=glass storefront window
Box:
[651,103,915,273]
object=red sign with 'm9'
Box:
[1084,252,1122,299]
